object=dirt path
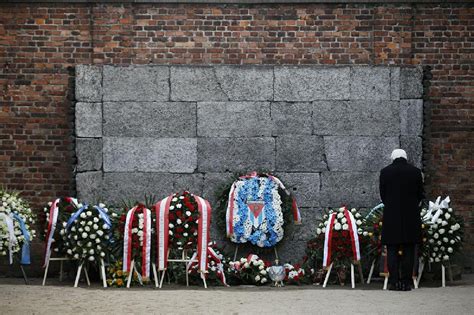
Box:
[1,276,473,314]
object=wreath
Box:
[214,172,298,248]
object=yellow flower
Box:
[133,272,138,280]
[379,222,383,226]
[116,270,123,277]
[368,232,373,237]
[421,224,425,229]
[107,279,113,286]
[398,250,403,255]
[116,279,124,287]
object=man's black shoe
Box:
[401,282,412,291]
[388,283,401,291]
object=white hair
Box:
[391,149,407,161]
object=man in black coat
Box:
[380,149,424,291]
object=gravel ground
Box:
[0,275,473,314]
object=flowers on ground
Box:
[228,254,271,285]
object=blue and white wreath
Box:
[227,176,284,248]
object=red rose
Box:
[176,210,183,217]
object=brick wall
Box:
[0,2,473,270]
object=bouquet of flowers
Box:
[106,260,139,288]
[363,204,385,264]
[167,191,200,250]
[228,254,270,285]
[421,197,464,263]
[284,263,306,285]
[0,189,36,264]
[188,242,230,286]
[60,204,112,265]
[42,197,80,260]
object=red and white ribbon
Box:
[225,183,237,237]
[187,246,229,287]
[195,195,211,274]
[43,197,78,267]
[322,212,336,268]
[155,196,172,271]
[123,205,152,279]
[343,208,361,262]
[267,174,302,224]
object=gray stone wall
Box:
[75,65,423,261]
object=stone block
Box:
[274,172,321,208]
[350,67,391,100]
[75,65,102,102]
[202,172,236,206]
[214,66,273,101]
[197,102,272,137]
[390,67,401,100]
[103,101,196,137]
[198,137,275,172]
[103,137,197,173]
[400,136,423,169]
[291,208,323,242]
[276,135,327,172]
[75,102,102,138]
[324,136,399,172]
[271,102,313,135]
[274,66,350,101]
[76,138,102,171]
[170,66,228,101]
[400,99,424,136]
[102,173,204,204]
[400,67,423,99]
[313,100,400,136]
[320,172,380,208]
[76,171,103,203]
[103,66,169,101]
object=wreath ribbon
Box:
[0,213,17,264]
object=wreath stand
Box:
[322,262,364,289]
[124,259,157,288]
[233,245,281,264]
[416,258,453,288]
[73,258,107,288]
[151,249,207,289]
[42,256,75,286]
[3,256,29,285]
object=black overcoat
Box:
[380,158,424,245]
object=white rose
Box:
[89,249,94,255]
[363,231,368,236]
[179,196,184,200]
[86,211,92,217]
[437,219,442,224]
[47,201,52,206]
[169,206,175,210]
[337,213,344,219]
[441,221,448,226]
[137,230,143,237]
[443,237,449,243]
[450,240,455,244]
[261,278,267,283]
[184,224,189,229]
[342,224,349,230]
[81,232,88,239]
[260,270,267,275]
[186,211,191,217]
[172,197,178,202]
[90,234,96,239]
[80,213,86,218]
[93,217,99,223]
[176,204,182,209]
[445,213,451,220]
[169,231,173,236]
[447,247,453,253]
[95,238,100,244]
[341,218,347,224]
[183,232,188,237]
[169,223,174,229]
[322,228,326,233]
[85,226,90,232]
[93,224,99,230]
[73,254,79,259]
[177,219,182,225]
[132,228,138,233]
[434,233,439,239]
[356,220,362,226]
[87,221,92,226]
[429,239,434,244]
[338,207,345,213]
[87,242,92,247]
[443,255,449,261]
[439,229,445,235]
[100,252,105,257]
[102,224,109,230]
[88,256,95,261]
[255,275,261,281]
[244,262,249,268]
[316,228,322,235]
[67,249,72,255]
[355,213,362,218]
[448,208,453,213]
[435,257,440,262]
[334,223,342,231]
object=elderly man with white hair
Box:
[380,149,424,291]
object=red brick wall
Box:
[1,3,473,269]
